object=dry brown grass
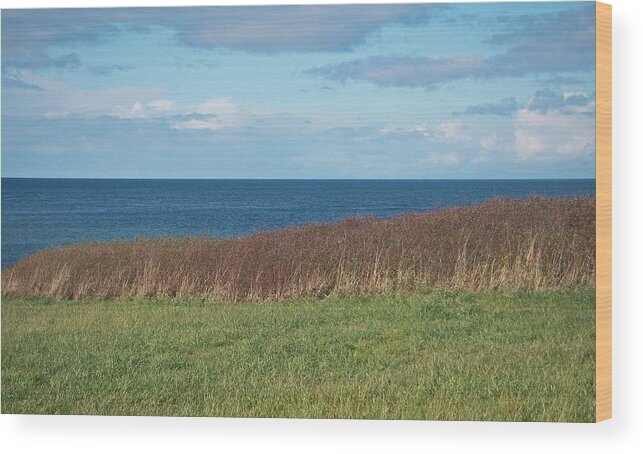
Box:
[1,197,595,301]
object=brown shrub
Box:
[1,197,596,301]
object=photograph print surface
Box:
[1,2,601,421]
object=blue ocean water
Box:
[1,178,595,268]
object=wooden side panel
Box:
[595,1,612,423]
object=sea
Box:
[1,178,595,268]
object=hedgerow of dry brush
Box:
[1,197,595,301]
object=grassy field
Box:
[1,289,595,421]
[1,198,596,420]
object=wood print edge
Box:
[595,0,612,423]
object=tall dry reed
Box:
[1,197,595,301]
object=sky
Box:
[1,2,596,179]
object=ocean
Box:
[1,178,595,268]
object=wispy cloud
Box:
[1,4,446,71]
[170,98,249,131]
[307,56,486,88]
[2,72,165,118]
[484,4,596,75]
[526,90,595,114]
[306,3,595,88]
[112,99,176,119]
[379,87,595,164]
[535,75,585,87]
[380,120,469,145]
[87,64,134,76]
[2,51,81,72]
[171,5,446,52]
[2,75,44,91]
[458,97,518,116]
[457,91,593,118]
[514,108,595,160]
[513,88,595,159]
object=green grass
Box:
[1,289,595,421]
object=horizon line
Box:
[1,176,597,181]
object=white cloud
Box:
[435,120,466,142]
[379,120,469,144]
[513,108,595,159]
[192,98,238,115]
[114,99,176,119]
[7,71,166,118]
[147,99,175,111]
[171,118,231,131]
[480,132,500,151]
[379,124,427,135]
[7,73,250,130]
[170,98,249,131]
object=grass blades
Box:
[1,289,595,421]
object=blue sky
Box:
[2,2,596,179]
